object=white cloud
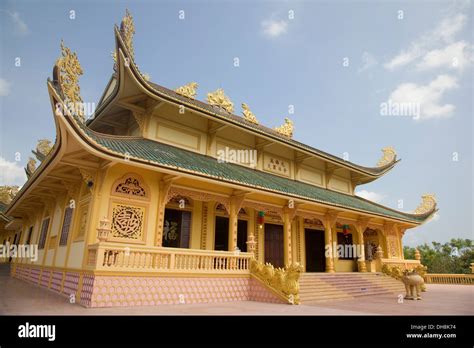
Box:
[388,74,458,120]
[355,190,385,203]
[1,11,29,36]
[384,13,467,70]
[417,41,473,71]
[261,19,288,38]
[0,157,27,186]
[358,51,378,73]
[0,78,10,96]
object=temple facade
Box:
[1,11,437,308]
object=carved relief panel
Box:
[108,173,150,243]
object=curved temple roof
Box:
[5,12,437,227]
[87,24,399,183]
[63,100,435,225]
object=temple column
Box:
[323,211,338,273]
[282,207,296,266]
[155,179,173,246]
[228,195,246,251]
[228,205,238,252]
[383,222,395,258]
[355,217,370,272]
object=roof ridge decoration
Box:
[175,82,199,100]
[25,157,37,179]
[0,186,19,205]
[207,88,234,113]
[53,40,85,122]
[241,103,259,124]
[413,194,437,215]
[377,146,397,167]
[116,9,150,81]
[274,118,294,138]
[33,139,52,162]
[120,9,135,61]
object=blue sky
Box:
[0,0,472,246]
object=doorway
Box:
[264,223,284,268]
[305,229,326,272]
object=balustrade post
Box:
[169,252,175,270]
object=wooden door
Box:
[264,223,284,268]
[305,229,326,272]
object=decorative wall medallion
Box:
[115,177,146,197]
[112,174,149,200]
[111,203,144,240]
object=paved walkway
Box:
[1,264,472,315]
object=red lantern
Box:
[342,224,350,235]
[257,211,265,226]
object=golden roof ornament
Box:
[207,88,234,113]
[37,139,52,156]
[25,157,37,178]
[241,103,259,124]
[377,147,397,167]
[175,82,198,99]
[33,139,52,162]
[274,118,294,138]
[0,185,19,205]
[54,41,85,122]
[117,10,150,81]
[120,9,135,60]
[111,51,118,71]
[413,194,437,215]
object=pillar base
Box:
[357,260,367,272]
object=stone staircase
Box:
[299,272,405,303]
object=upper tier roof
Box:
[86,19,399,185]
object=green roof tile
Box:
[81,124,428,224]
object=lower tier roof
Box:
[80,123,430,224]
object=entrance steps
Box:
[299,272,405,303]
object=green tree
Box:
[404,239,473,274]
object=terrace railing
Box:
[424,273,474,285]
[86,242,252,274]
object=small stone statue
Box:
[402,270,425,300]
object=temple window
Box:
[59,207,74,246]
[38,218,50,250]
[162,209,191,248]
